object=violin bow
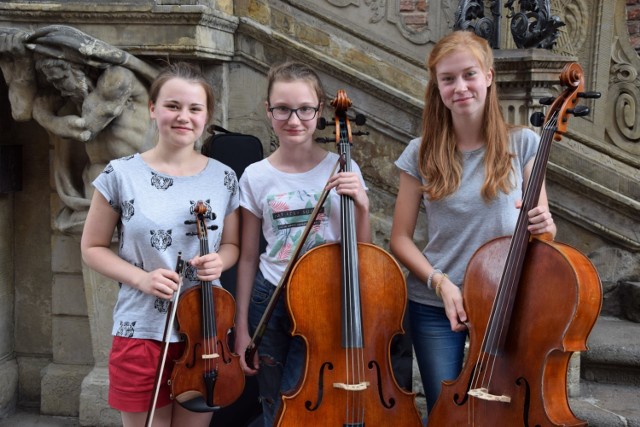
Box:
[244,160,340,369]
[145,253,186,427]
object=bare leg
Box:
[121,403,172,427]
[171,402,214,427]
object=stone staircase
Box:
[569,280,640,427]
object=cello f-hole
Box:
[514,376,538,427]
[367,360,395,409]
[304,361,333,411]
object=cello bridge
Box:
[201,353,220,360]
[468,387,511,403]
[333,381,370,391]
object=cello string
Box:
[480,112,559,395]
[468,112,559,401]
[488,112,559,385]
[340,152,354,424]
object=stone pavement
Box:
[0,410,78,427]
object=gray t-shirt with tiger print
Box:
[93,153,239,341]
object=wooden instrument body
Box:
[428,236,602,427]
[169,276,245,411]
[276,242,422,426]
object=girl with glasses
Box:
[233,61,371,426]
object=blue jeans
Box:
[409,300,467,419]
[248,270,304,427]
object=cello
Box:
[168,200,245,412]
[428,63,603,426]
[275,90,423,426]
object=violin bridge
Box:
[332,381,370,391]
[468,387,511,403]
[202,353,220,360]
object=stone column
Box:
[0,190,18,418]
[78,257,120,427]
[40,233,93,417]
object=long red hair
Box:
[418,31,515,201]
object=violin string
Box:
[200,230,212,380]
[200,216,218,391]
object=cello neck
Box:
[334,91,364,350]
[482,126,553,356]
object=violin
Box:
[428,63,603,426]
[168,201,245,412]
[275,90,423,426]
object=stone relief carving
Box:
[328,0,360,7]
[553,0,588,57]
[363,0,386,23]
[0,25,159,233]
[606,2,640,156]
[609,39,640,156]
[319,0,456,45]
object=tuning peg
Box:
[530,111,546,127]
[578,91,601,99]
[539,97,555,105]
[352,131,370,136]
[315,137,332,144]
[186,231,198,236]
[208,225,218,231]
[184,220,196,225]
[354,114,366,126]
[567,105,590,117]
[317,117,327,130]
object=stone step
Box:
[581,316,640,387]
[570,381,640,427]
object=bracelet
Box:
[427,269,442,290]
[435,273,448,299]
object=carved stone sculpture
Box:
[0,25,159,233]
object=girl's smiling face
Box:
[267,80,321,148]
[435,49,493,121]
[150,77,208,148]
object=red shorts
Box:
[108,336,184,413]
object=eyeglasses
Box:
[268,105,320,121]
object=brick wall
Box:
[628,0,640,54]
[399,0,428,31]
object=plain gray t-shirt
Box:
[394,127,539,307]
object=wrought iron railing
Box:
[454,0,564,49]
